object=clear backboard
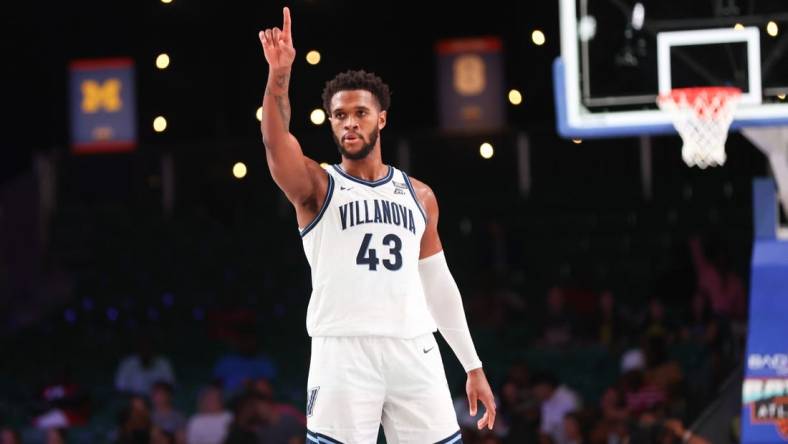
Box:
[554,0,788,138]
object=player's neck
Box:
[339,150,387,182]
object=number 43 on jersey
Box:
[356,233,402,271]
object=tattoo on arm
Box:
[274,95,291,132]
[264,71,292,132]
[274,72,290,90]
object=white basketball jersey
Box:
[299,164,437,338]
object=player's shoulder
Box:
[406,174,426,189]
[404,175,439,215]
[405,175,433,197]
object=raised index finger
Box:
[282,7,292,40]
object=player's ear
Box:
[378,110,387,130]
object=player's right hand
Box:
[259,7,296,71]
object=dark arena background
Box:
[2,1,788,443]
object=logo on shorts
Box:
[423,346,435,354]
[306,386,320,417]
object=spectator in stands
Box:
[150,381,186,444]
[600,350,665,423]
[562,412,587,444]
[591,289,626,351]
[254,390,304,444]
[44,428,66,444]
[0,428,20,444]
[681,292,717,346]
[538,287,575,348]
[116,336,176,396]
[251,378,305,427]
[151,427,176,444]
[590,418,628,444]
[532,372,580,444]
[642,297,675,342]
[213,327,276,395]
[495,384,516,438]
[625,366,666,418]
[116,395,152,444]
[33,365,91,429]
[630,404,711,444]
[223,388,303,444]
[688,236,746,320]
[493,362,539,443]
[643,336,684,403]
[186,384,233,444]
[224,391,262,444]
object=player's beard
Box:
[334,126,379,160]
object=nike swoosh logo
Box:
[340,186,353,191]
[423,347,434,354]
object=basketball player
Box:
[259,7,495,443]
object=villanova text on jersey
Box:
[338,199,417,235]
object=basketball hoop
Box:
[657,87,742,168]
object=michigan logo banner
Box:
[435,37,504,133]
[69,58,137,154]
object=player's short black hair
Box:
[322,70,391,113]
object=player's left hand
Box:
[466,367,496,430]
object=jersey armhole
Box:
[299,172,335,237]
[402,172,427,224]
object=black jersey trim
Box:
[306,429,344,444]
[299,173,334,238]
[332,164,393,187]
[435,430,462,444]
[402,171,427,224]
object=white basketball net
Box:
[657,87,741,168]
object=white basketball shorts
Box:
[305,332,462,444]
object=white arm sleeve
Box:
[419,250,482,372]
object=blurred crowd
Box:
[0,220,748,444]
[454,235,746,444]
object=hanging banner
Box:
[69,58,136,154]
[436,37,504,133]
